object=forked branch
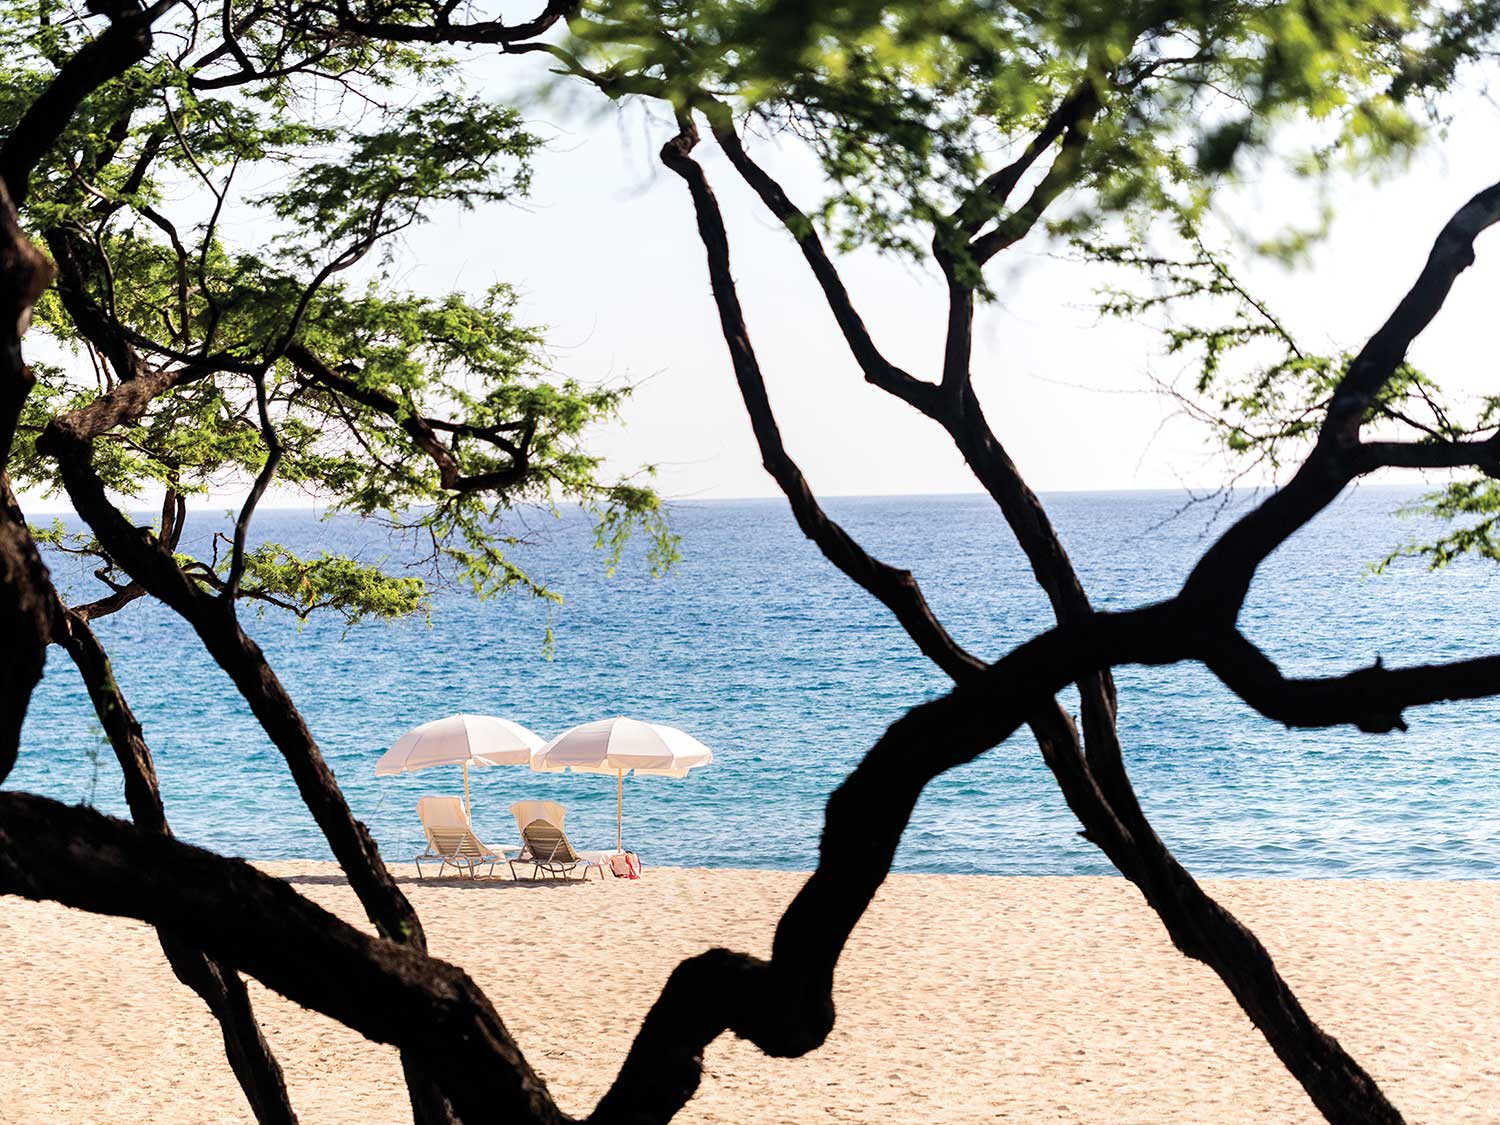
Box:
[662,108,1500,1124]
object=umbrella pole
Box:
[463,761,471,818]
[617,768,623,853]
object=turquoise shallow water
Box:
[10,487,1500,878]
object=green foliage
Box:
[1374,480,1500,572]
[263,94,539,258]
[1084,219,1499,572]
[12,0,1497,612]
[1083,231,1446,470]
[592,481,682,577]
[285,283,679,602]
[4,0,676,633]
[30,520,138,593]
[224,544,430,626]
[33,518,434,626]
[569,0,1498,269]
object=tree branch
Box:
[1352,436,1500,476]
[660,117,983,682]
[333,0,574,46]
[226,367,283,600]
[0,482,52,783]
[0,183,58,782]
[36,396,427,947]
[1181,179,1500,624]
[0,793,561,1125]
[0,183,56,462]
[658,107,1477,1125]
[35,361,462,1114]
[967,106,1099,267]
[69,486,185,622]
[704,113,943,416]
[286,343,529,493]
[945,80,1101,241]
[5,162,292,1113]
[0,2,172,209]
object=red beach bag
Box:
[608,852,643,879]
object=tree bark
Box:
[37,389,461,1121]
[6,7,1500,1121]
[0,180,58,781]
[0,482,51,780]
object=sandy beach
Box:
[1,866,1496,1124]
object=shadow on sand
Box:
[277,872,597,890]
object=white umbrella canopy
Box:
[532,716,714,851]
[376,714,544,815]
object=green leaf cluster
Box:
[5,0,676,633]
[1375,480,1500,573]
[220,543,431,626]
[571,0,1499,267]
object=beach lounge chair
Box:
[510,799,567,835]
[508,799,566,862]
[414,796,505,879]
[508,816,607,882]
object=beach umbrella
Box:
[531,716,713,852]
[376,713,544,816]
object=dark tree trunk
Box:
[37,402,449,1116]
[0,484,51,778]
[0,182,56,779]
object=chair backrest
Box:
[418,796,468,830]
[418,796,486,859]
[510,800,566,838]
[519,818,581,865]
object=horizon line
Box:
[16,480,1424,515]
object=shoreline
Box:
[4,863,1496,1123]
[253,863,1500,882]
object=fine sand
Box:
[2,866,1497,1124]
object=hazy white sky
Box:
[20,54,1500,511]
[402,57,1500,503]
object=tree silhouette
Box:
[3,3,1500,1124]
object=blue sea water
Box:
[9,487,1500,879]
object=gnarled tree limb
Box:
[662,109,1410,1124]
[0,482,51,781]
[286,344,530,494]
[660,117,1500,1125]
[1181,180,1500,623]
[0,793,560,1125]
[0,1,172,211]
[332,0,574,46]
[0,179,60,781]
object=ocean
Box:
[10,487,1500,878]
